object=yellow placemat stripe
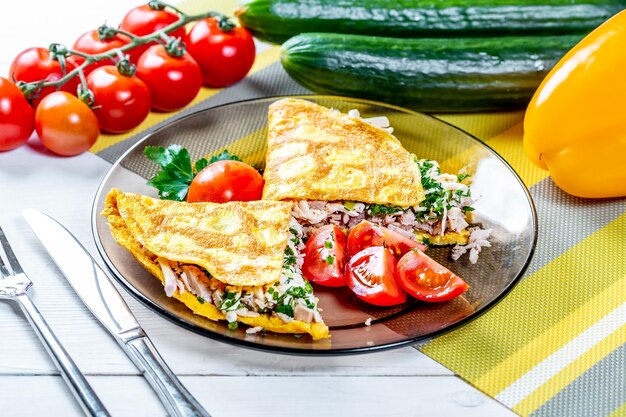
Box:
[476,273,626,394]
[436,110,525,142]
[484,123,549,188]
[515,322,626,416]
[421,211,626,383]
[90,46,280,154]
[608,401,626,417]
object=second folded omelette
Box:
[103,188,330,340]
[263,98,480,247]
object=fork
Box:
[0,226,111,417]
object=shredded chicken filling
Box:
[153,222,322,325]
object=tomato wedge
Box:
[302,225,348,287]
[345,246,407,306]
[347,220,425,258]
[396,250,468,302]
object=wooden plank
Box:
[0,375,517,417]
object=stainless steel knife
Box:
[23,209,211,417]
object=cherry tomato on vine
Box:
[187,160,264,203]
[302,225,349,287]
[72,30,139,74]
[119,4,186,57]
[136,44,202,111]
[396,250,469,303]
[10,47,80,106]
[0,77,34,151]
[345,246,407,307]
[184,18,255,87]
[35,91,99,156]
[86,65,151,133]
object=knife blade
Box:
[23,208,211,417]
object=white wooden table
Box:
[0,1,516,415]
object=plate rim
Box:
[91,94,539,356]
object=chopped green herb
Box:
[343,201,356,211]
[462,206,475,213]
[197,296,205,304]
[208,150,242,164]
[286,286,307,299]
[457,173,471,182]
[325,255,335,265]
[289,227,299,236]
[276,304,294,317]
[218,291,241,311]
[324,240,333,249]
[415,159,475,224]
[368,204,402,217]
[228,321,238,330]
[304,282,313,293]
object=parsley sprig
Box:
[144,145,243,201]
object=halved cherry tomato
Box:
[345,246,407,307]
[72,30,138,74]
[10,47,80,106]
[302,225,348,287]
[347,220,425,258]
[86,65,151,133]
[136,44,202,111]
[0,77,34,151]
[187,160,264,203]
[184,18,255,87]
[119,5,186,58]
[396,250,468,302]
[35,91,99,156]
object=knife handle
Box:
[15,293,111,417]
[126,336,211,417]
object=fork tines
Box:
[0,227,23,277]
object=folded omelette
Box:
[103,189,329,340]
[263,98,472,245]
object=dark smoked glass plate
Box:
[92,96,537,354]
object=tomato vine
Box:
[16,0,231,103]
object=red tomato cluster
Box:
[0,4,256,156]
[302,221,469,306]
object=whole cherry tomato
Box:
[72,30,138,74]
[396,250,468,303]
[119,4,186,58]
[136,44,202,111]
[10,47,80,106]
[302,225,348,287]
[345,246,407,307]
[187,160,264,203]
[35,91,99,156]
[184,18,255,87]
[0,77,34,151]
[347,220,426,258]
[87,66,151,133]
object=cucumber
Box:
[238,0,625,44]
[281,33,583,112]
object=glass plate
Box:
[92,96,537,354]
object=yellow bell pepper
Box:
[523,11,626,198]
